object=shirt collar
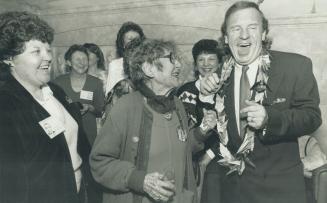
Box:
[235,57,260,71]
[41,85,53,101]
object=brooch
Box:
[65,96,73,104]
[163,112,172,120]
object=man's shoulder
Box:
[269,50,311,62]
[269,50,312,73]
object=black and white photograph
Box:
[0,0,326,202]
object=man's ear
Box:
[261,31,267,41]
[141,62,155,78]
[66,60,72,67]
[224,35,229,44]
[3,58,14,67]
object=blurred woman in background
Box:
[53,44,104,146]
[103,21,145,114]
[83,43,107,91]
[0,11,91,203]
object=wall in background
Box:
[1,0,326,152]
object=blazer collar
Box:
[1,76,73,120]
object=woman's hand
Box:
[143,172,176,202]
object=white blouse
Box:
[35,86,82,192]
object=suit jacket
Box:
[0,76,91,203]
[204,50,322,203]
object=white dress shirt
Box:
[198,58,260,158]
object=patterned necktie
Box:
[239,65,250,138]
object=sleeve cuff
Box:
[264,107,283,137]
[199,94,215,104]
[206,149,216,159]
[127,169,146,193]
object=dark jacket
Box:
[202,51,322,203]
[0,76,91,203]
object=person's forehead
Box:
[72,51,87,57]
[197,52,217,57]
[124,30,140,37]
[25,39,50,48]
[87,51,97,56]
[227,7,262,26]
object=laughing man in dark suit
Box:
[199,1,322,203]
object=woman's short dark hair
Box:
[83,43,105,70]
[220,1,272,53]
[192,39,224,63]
[192,39,225,78]
[64,44,88,71]
[0,11,54,80]
[116,21,145,58]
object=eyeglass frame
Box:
[160,52,179,64]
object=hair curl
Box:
[116,21,145,58]
[220,1,272,55]
[0,11,54,80]
[83,43,105,70]
[123,38,176,85]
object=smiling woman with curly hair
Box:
[0,11,93,203]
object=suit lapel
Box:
[265,52,284,104]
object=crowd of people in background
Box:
[0,1,325,203]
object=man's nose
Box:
[240,29,249,39]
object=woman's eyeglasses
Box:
[160,52,178,64]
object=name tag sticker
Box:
[39,116,65,139]
[80,90,94,101]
